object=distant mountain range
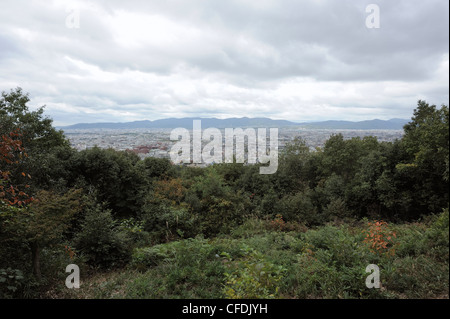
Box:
[58,117,409,130]
[296,118,409,130]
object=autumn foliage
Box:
[270,214,286,231]
[363,220,398,256]
[0,128,32,206]
[154,178,186,204]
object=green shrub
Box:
[283,223,394,298]
[128,236,226,298]
[221,245,286,299]
[424,208,449,261]
[230,218,267,238]
[278,191,319,225]
[117,218,151,247]
[323,197,351,219]
[394,223,428,257]
[131,243,177,270]
[73,204,132,268]
[140,203,201,243]
[384,255,449,298]
[0,268,24,298]
[290,252,341,298]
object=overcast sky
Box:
[0,0,448,126]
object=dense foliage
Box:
[0,88,448,299]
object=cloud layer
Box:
[0,0,448,125]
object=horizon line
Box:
[56,116,410,128]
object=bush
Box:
[290,251,341,298]
[278,191,319,225]
[73,204,132,268]
[43,217,449,299]
[221,245,286,299]
[283,223,393,298]
[230,217,268,238]
[131,243,177,270]
[0,268,24,298]
[384,255,449,298]
[140,203,201,243]
[117,218,151,247]
[128,236,226,298]
[394,223,428,258]
[323,197,351,220]
[362,220,398,257]
[424,208,449,261]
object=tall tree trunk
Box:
[31,241,41,280]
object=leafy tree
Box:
[235,164,273,205]
[1,189,82,279]
[276,137,312,194]
[399,101,449,215]
[213,162,246,189]
[69,147,147,217]
[320,135,379,182]
[347,149,385,217]
[138,157,174,180]
[184,168,248,236]
[0,88,68,151]
[0,127,33,274]
[0,87,72,193]
[278,189,319,225]
[402,100,449,182]
[0,128,32,206]
[153,178,186,205]
[320,134,355,181]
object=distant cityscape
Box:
[63,127,404,162]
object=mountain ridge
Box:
[58,117,409,130]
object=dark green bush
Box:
[73,204,132,268]
[0,268,24,298]
[140,203,201,243]
[278,190,319,225]
[424,208,449,261]
[384,255,449,298]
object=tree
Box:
[73,202,132,268]
[184,168,248,236]
[0,128,32,206]
[399,100,449,215]
[278,189,318,225]
[0,88,69,152]
[402,100,449,181]
[320,134,358,183]
[276,137,312,194]
[1,189,82,279]
[138,157,174,180]
[69,147,147,217]
[0,87,72,193]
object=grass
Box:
[45,210,449,299]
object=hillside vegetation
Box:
[1,88,448,299]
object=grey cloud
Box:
[0,0,448,125]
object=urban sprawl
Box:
[64,128,403,166]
